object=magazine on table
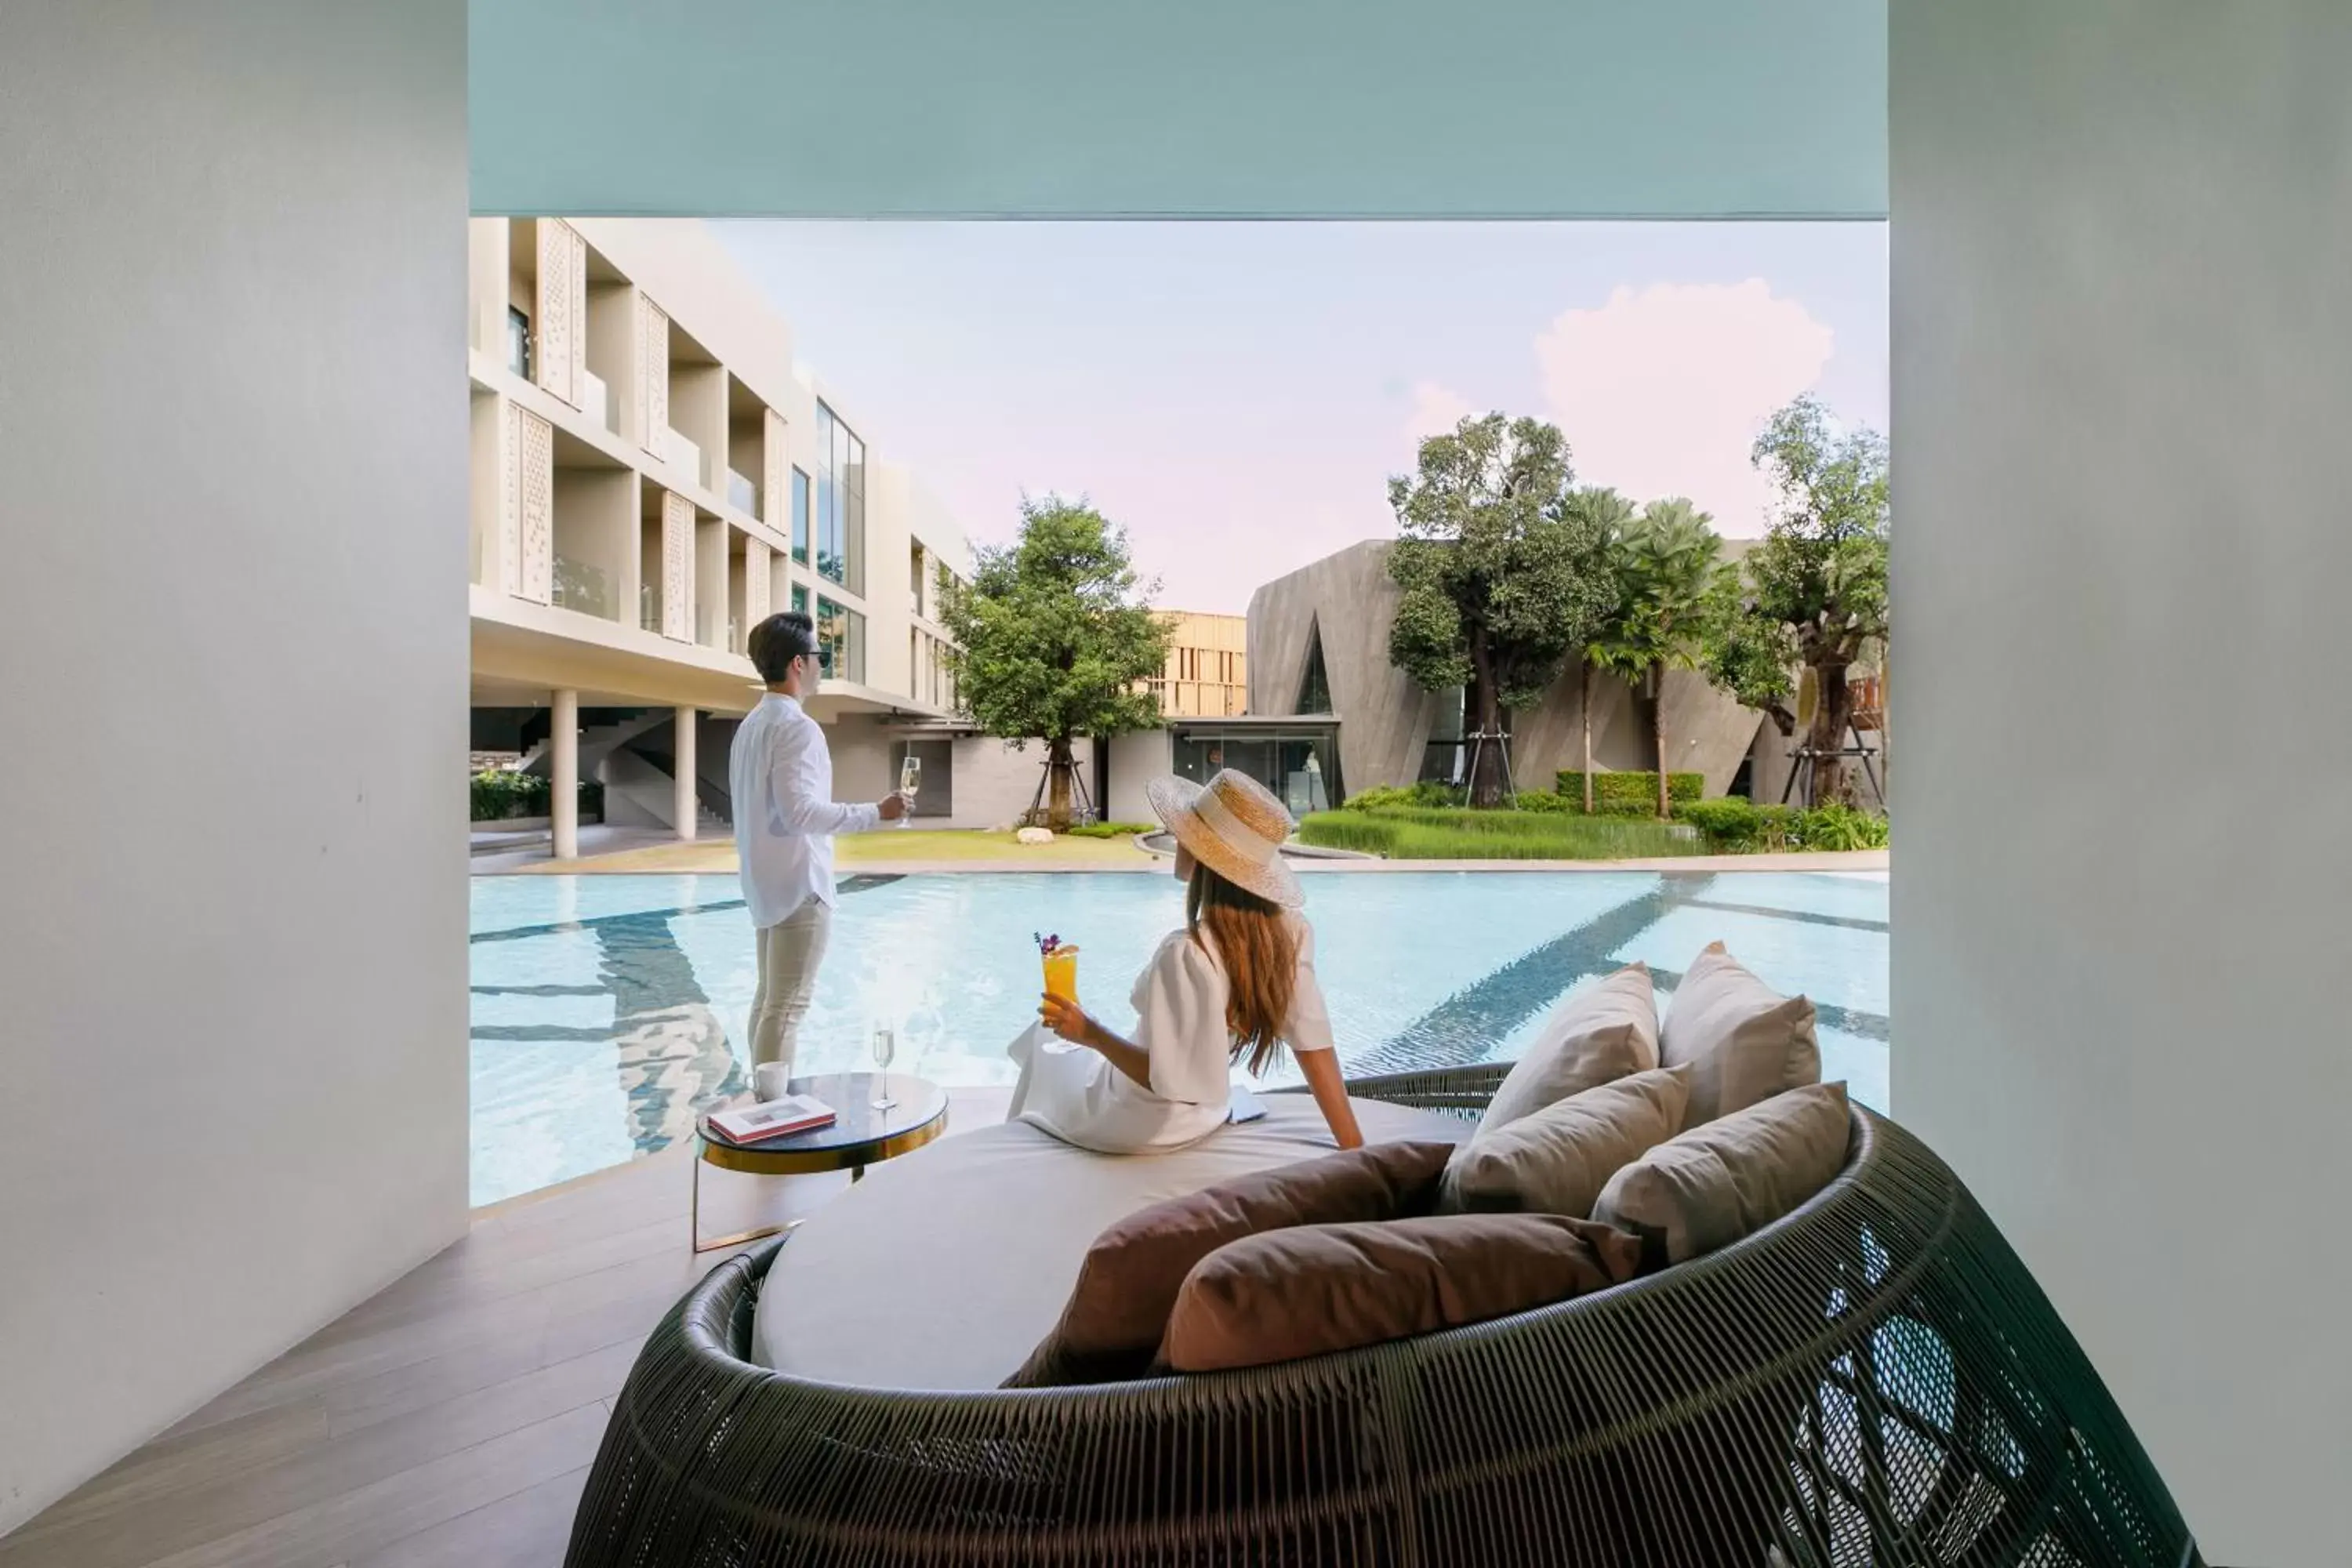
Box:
[707,1092,837,1145]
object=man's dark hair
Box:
[748,612,820,684]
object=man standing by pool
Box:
[734,611,907,1101]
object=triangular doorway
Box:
[1297,616,1334,714]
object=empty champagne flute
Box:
[897,754,921,828]
[870,1023,897,1111]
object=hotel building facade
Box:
[464,217,1043,844]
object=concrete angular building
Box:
[1244,540,1803,804]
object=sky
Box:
[720,222,1887,616]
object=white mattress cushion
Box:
[749,1095,1472,1389]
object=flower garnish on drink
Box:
[1036,931,1080,1004]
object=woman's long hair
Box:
[1186,861,1298,1076]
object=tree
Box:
[935,497,1171,829]
[1559,485,1639,814]
[1705,397,1890,806]
[1386,415,1617,808]
[1595,498,1727,818]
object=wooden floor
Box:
[0,1087,1013,1568]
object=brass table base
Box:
[688,1075,947,1252]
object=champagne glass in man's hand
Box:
[896,755,922,828]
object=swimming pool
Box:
[469,869,1889,1207]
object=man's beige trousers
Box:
[749,900,832,1087]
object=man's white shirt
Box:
[730,691,880,929]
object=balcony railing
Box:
[640,581,659,633]
[725,469,757,517]
[664,428,705,491]
[580,371,610,435]
[553,557,615,621]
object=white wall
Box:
[0,0,470,1534]
[1892,5,2352,1562]
[947,738,1061,830]
[1106,730,1174,826]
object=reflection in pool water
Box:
[469,869,1889,1207]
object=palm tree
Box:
[1598,499,1726,818]
[1561,486,1639,814]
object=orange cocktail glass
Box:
[1041,943,1080,1004]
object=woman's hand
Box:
[1039,992,1098,1046]
[1042,996,1155,1088]
[1298,1048,1366,1150]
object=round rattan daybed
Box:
[564,1065,2202,1567]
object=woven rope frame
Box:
[565,1065,2202,1567]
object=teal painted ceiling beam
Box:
[470,0,1886,219]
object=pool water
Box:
[469,869,1889,1207]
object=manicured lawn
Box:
[1296,807,1706,862]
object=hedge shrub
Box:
[1797,801,1890,851]
[470,770,604,822]
[1341,781,1462,812]
[1553,771,1704,815]
[1676,797,1798,851]
[1675,797,1889,853]
[1062,821,1156,840]
[1509,789,1577,814]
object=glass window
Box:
[1278,739,1331,815]
[815,405,839,585]
[813,401,864,592]
[1298,622,1333,713]
[815,594,866,684]
[506,306,531,380]
[1172,736,1221,785]
[789,467,811,564]
[844,432,866,597]
[1176,729,1341,811]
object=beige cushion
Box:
[1441,1065,1691,1218]
[1478,964,1658,1132]
[750,1095,1472,1389]
[1592,1082,1852,1265]
[1659,942,1820,1123]
[1004,1139,1457,1388]
[1155,1213,1642,1374]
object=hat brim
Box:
[1146,776,1305,909]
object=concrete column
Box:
[550,689,579,861]
[673,706,698,840]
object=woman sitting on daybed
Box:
[1008,770,1365,1155]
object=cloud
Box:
[1402,380,1480,452]
[1534,280,1833,535]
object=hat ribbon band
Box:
[1192,784,1280,866]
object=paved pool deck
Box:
[479,833,1888,878]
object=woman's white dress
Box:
[1006,922,1336,1154]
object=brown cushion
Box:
[1659,942,1820,1123]
[1002,1139,1457,1387]
[1593,1082,1852,1266]
[1441,1065,1691,1218]
[1156,1213,1642,1374]
[1477,963,1658,1132]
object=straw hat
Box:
[1145,770,1303,908]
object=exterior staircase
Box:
[517,710,668,780]
[515,709,731,837]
